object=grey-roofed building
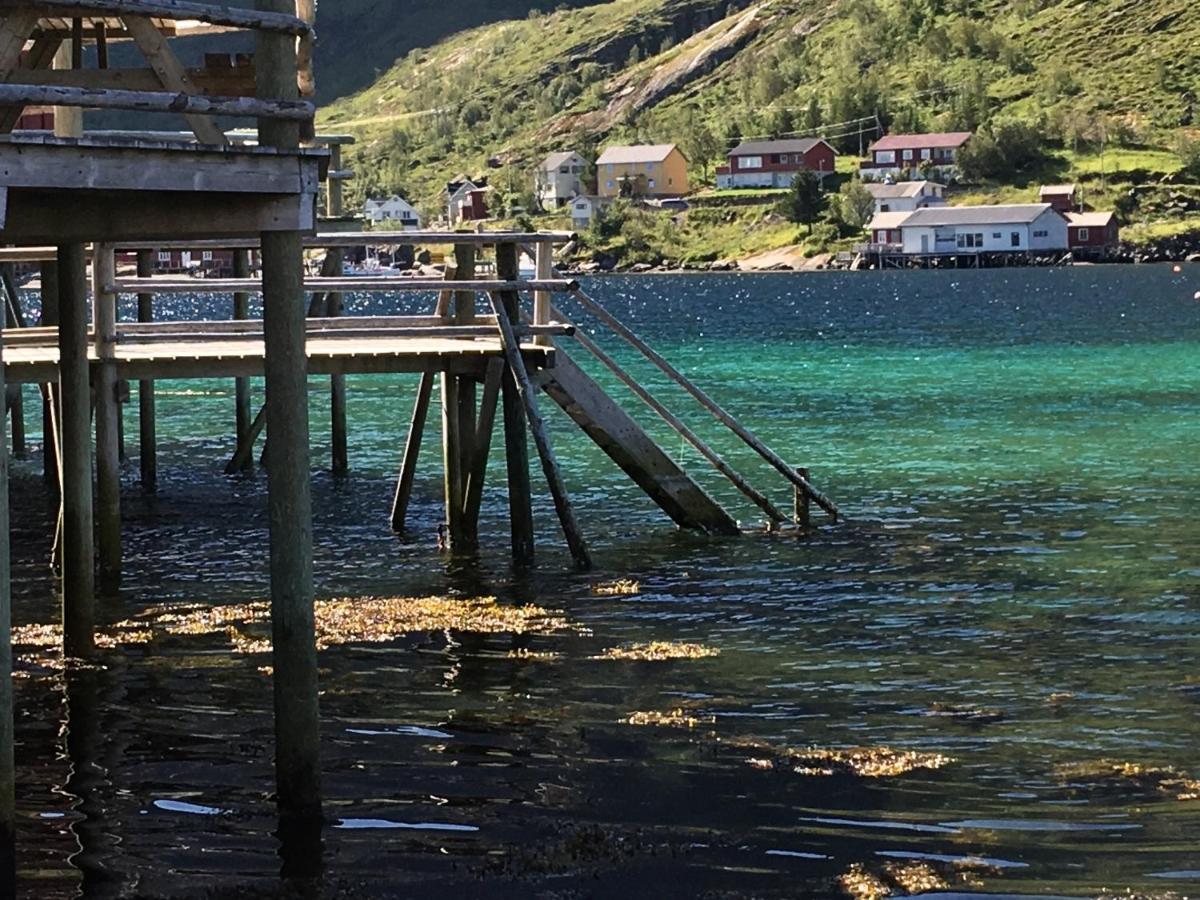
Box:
[894,203,1069,255]
[865,180,946,215]
[535,150,588,209]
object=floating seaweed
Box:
[593,641,720,661]
[506,648,562,661]
[838,861,967,898]
[728,737,953,779]
[925,702,1004,724]
[838,863,891,900]
[883,862,949,893]
[1055,760,1200,802]
[620,709,715,729]
[591,579,641,596]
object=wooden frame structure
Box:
[0,0,839,889]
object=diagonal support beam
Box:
[0,33,61,134]
[120,14,227,145]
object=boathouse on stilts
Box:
[0,1,837,886]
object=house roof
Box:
[868,211,914,230]
[1040,183,1077,196]
[597,144,680,165]
[868,132,973,152]
[1065,211,1115,227]
[541,150,583,170]
[900,204,1060,227]
[865,180,943,199]
[728,138,832,156]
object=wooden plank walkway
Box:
[3,333,554,382]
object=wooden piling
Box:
[390,372,433,532]
[57,242,95,657]
[794,466,811,532]
[0,311,14,893]
[488,291,591,570]
[136,250,158,487]
[495,243,534,564]
[462,357,502,537]
[232,249,253,473]
[534,241,553,348]
[93,244,122,595]
[257,0,321,830]
[1,265,26,459]
[326,252,347,475]
[39,259,59,490]
[445,243,477,549]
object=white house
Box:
[363,195,421,229]
[865,181,946,215]
[569,195,613,230]
[894,204,1069,255]
[536,150,588,209]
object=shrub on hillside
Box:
[1176,133,1200,181]
[957,121,1048,181]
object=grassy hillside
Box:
[315,0,1200,256]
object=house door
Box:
[920,234,929,253]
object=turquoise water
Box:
[9,266,1200,897]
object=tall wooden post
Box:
[442,243,476,550]
[495,243,534,564]
[534,241,553,348]
[326,252,347,475]
[232,249,253,472]
[1,265,25,460]
[40,259,60,490]
[794,466,811,532]
[136,250,157,487]
[257,0,322,842]
[93,245,121,594]
[325,143,343,219]
[0,311,15,892]
[58,243,94,657]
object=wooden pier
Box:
[0,0,838,888]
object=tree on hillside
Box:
[785,171,827,234]
[680,119,722,181]
[835,179,876,231]
[1176,133,1200,181]
[957,121,1047,181]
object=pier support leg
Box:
[390,373,432,533]
[93,245,121,595]
[794,466,811,532]
[496,244,534,564]
[136,250,157,487]
[441,244,477,551]
[1,265,26,460]
[0,316,15,893]
[439,368,464,549]
[40,260,59,490]
[327,259,347,476]
[258,0,322,856]
[233,250,253,474]
[58,243,94,657]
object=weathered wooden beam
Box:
[121,13,227,145]
[461,356,502,535]
[450,243,477,548]
[569,288,840,522]
[135,250,156,486]
[0,10,39,78]
[92,244,121,594]
[0,83,314,119]
[0,265,25,459]
[495,244,533,565]
[110,277,579,295]
[0,33,61,134]
[257,0,321,853]
[232,248,252,473]
[488,291,590,570]
[389,372,433,532]
[6,64,257,95]
[0,0,313,35]
[39,259,59,489]
[224,402,265,474]
[57,242,95,656]
[0,288,13,895]
[113,231,573,251]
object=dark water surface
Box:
[9,267,1200,898]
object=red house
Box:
[117,249,236,276]
[716,138,837,189]
[862,132,972,176]
[1040,184,1077,213]
[1065,211,1119,259]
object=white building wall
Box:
[899,214,1068,255]
[1028,210,1070,251]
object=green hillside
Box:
[316,0,1200,254]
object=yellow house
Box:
[596,144,689,198]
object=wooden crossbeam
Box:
[109,278,579,294]
[0,83,314,119]
[0,0,312,35]
[6,65,256,94]
[120,13,227,144]
[0,32,59,133]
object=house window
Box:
[902,149,913,161]
[560,166,570,173]
[876,150,895,164]
[202,251,213,261]
[880,203,890,212]
[1033,229,1048,238]
[648,179,656,189]
[956,233,984,249]
[739,156,763,170]
[158,252,171,263]
[606,180,614,189]
[1078,228,1089,241]
[992,232,1002,239]
[1011,232,1021,247]
[921,149,931,160]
